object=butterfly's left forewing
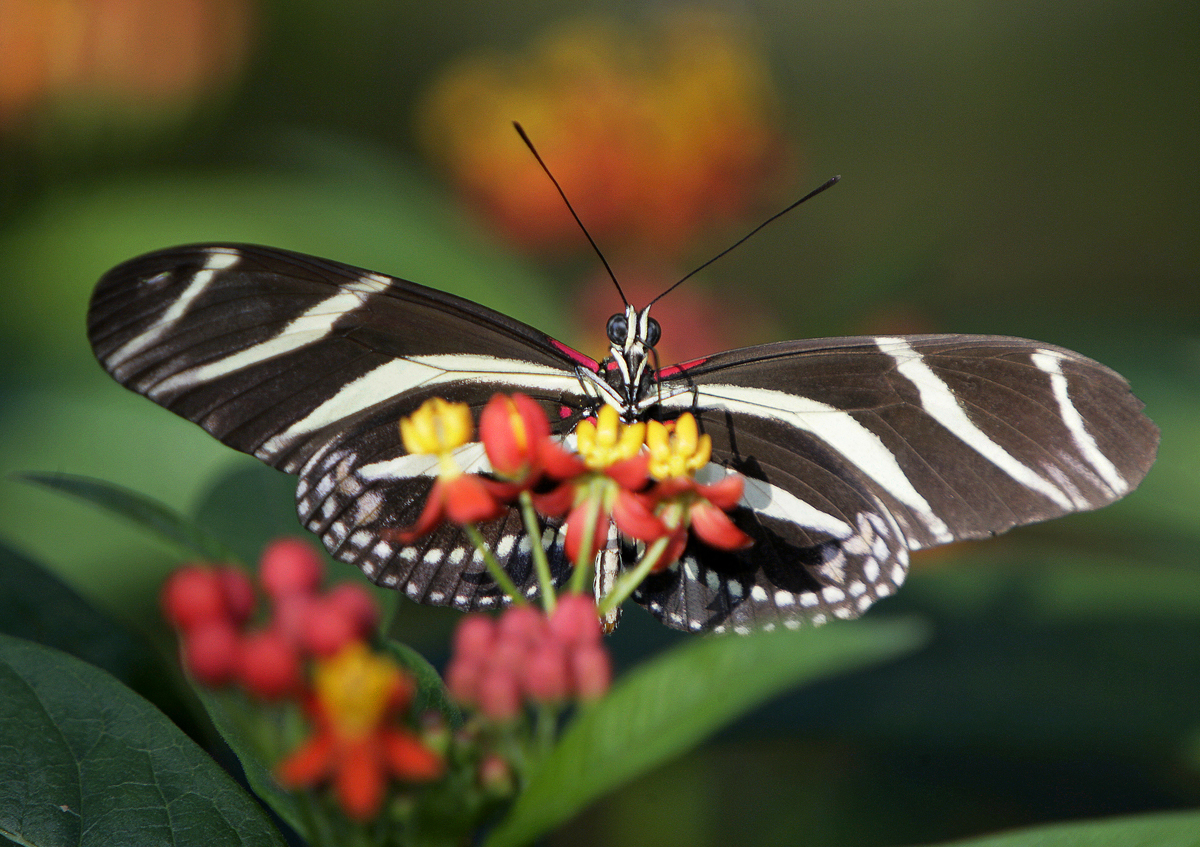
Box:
[88,244,593,608]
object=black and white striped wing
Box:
[634,335,1159,632]
[87,243,595,609]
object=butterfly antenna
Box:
[650,175,841,306]
[513,122,628,307]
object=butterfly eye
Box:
[645,318,662,348]
[606,313,628,344]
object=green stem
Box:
[462,523,526,605]
[519,490,556,613]
[597,535,670,617]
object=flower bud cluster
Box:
[161,538,378,699]
[446,594,612,720]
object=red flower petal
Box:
[563,498,607,565]
[443,474,505,524]
[335,738,386,820]
[696,473,745,511]
[611,489,667,542]
[481,393,549,481]
[531,481,576,516]
[381,729,445,781]
[656,525,689,571]
[276,730,336,787]
[391,478,447,542]
[606,453,651,490]
[689,500,753,551]
[539,439,587,480]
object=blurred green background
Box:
[0,1,1196,845]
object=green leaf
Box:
[17,472,237,562]
[929,809,1200,846]
[0,633,285,847]
[194,689,317,845]
[385,640,463,728]
[0,541,196,735]
[486,618,927,847]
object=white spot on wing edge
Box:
[1030,351,1128,496]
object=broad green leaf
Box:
[0,541,195,735]
[486,618,926,847]
[195,689,317,845]
[0,633,285,847]
[930,808,1200,847]
[18,472,237,562]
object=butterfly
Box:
[86,230,1159,634]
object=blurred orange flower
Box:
[0,0,253,129]
[276,643,443,821]
[416,12,792,260]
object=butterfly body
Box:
[88,243,1159,632]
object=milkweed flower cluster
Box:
[394,393,752,619]
[416,11,791,259]
[160,539,444,820]
[447,595,611,721]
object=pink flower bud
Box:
[498,604,545,646]
[446,654,484,705]
[571,643,612,700]
[215,566,256,625]
[477,667,522,721]
[478,754,515,795]
[161,565,230,632]
[301,595,360,658]
[181,619,241,685]
[325,583,380,637]
[238,629,302,700]
[523,640,570,703]
[548,593,602,645]
[270,591,319,648]
[452,614,497,660]
[259,538,324,599]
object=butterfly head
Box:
[601,303,662,416]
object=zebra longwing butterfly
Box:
[87,243,1158,633]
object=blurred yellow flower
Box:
[416,12,792,259]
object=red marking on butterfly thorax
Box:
[558,405,573,419]
[551,339,600,372]
[657,357,709,379]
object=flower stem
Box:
[597,536,669,617]
[462,523,526,605]
[519,490,555,613]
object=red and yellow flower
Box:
[276,643,444,821]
